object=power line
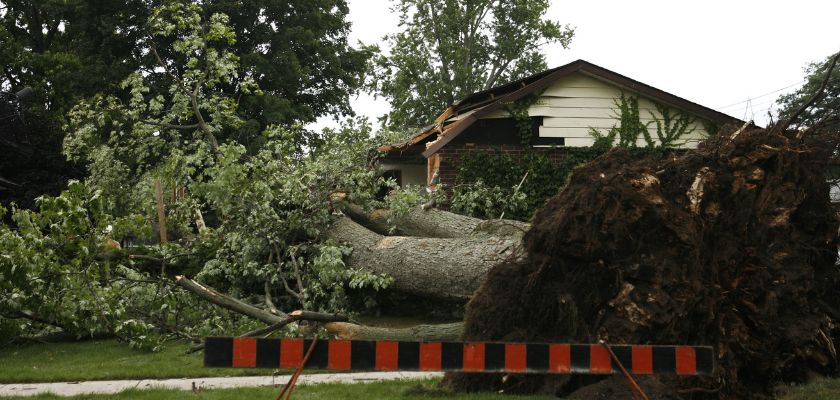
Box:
[716,77,840,111]
[720,98,777,111]
[715,80,805,109]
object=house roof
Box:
[383,59,744,158]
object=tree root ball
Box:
[444,126,840,399]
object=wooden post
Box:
[154,177,168,244]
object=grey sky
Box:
[313,0,840,131]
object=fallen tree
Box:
[326,215,523,300]
[341,203,529,238]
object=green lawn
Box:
[0,379,553,400]
[0,340,273,383]
[3,379,840,400]
[2,340,839,399]
[778,377,840,400]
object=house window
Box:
[532,136,565,147]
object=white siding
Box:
[479,72,714,149]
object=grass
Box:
[2,340,840,399]
[0,379,555,400]
[0,340,275,383]
[778,377,840,400]
[4,380,840,400]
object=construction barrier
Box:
[204,337,713,375]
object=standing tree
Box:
[0,0,372,208]
[204,0,374,129]
[0,0,148,208]
[776,51,840,131]
[371,0,574,129]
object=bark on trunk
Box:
[343,203,529,238]
[325,321,464,341]
[342,203,483,237]
[326,216,523,300]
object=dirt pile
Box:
[445,125,840,399]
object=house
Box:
[378,59,743,188]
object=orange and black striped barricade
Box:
[204,337,713,376]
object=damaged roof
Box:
[381,59,744,158]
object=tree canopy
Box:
[776,51,840,131]
[203,0,374,128]
[370,0,574,129]
[0,0,148,208]
[0,0,372,208]
[2,2,392,350]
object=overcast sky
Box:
[313,0,840,131]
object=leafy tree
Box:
[776,51,840,131]
[196,121,392,311]
[63,1,257,209]
[0,0,147,121]
[0,4,393,348]
[1,0,372,208]
[0,0,148,208]
[371,0,574,129]
[203,0,374,129]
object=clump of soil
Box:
[445,125,840,399]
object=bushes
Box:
[453,149,603,221]
[453,147,668,221]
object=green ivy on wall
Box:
[650,102,697,148]
[454,146,669,221]
[613,93,649,147]
[454,93,698,221]
[454,148,603,220]
[590,93,700,149]
[503,93,542,148]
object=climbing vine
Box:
[504,93,542,148]
[590,94,700,149]
[613,93,649,147]
[454,146,668,221]
[454,94,703,221]
[650,103,696,148]
[454,148,607,220]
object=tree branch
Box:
[176,273,463,347]
[274,244,303,300]
[482,40,551,91]
[138,120,200,131]
[190,74,220,153]
[265,280,281,316]
[781,51,840,137]
[175,275,286,324]
[3,310,65,330]
[148,38,188,93]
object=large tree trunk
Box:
[342,203,529,238]
[326,216,523,301]
[325,322,464,341]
